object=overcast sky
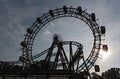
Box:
[0,0,120,74]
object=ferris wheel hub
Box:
[53,34,59,42]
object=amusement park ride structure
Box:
[0,6,108,79]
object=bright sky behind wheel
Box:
[0,0,120,74]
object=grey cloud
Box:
[0,0,120,73]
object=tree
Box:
[102,68,120,79]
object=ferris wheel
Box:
[20,6,108,74]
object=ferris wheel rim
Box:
[21,6,103,71]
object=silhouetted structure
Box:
[0,6,108,79]
[91,72,103,79]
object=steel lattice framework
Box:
[0,6,108,79]
[20,6,103,71]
